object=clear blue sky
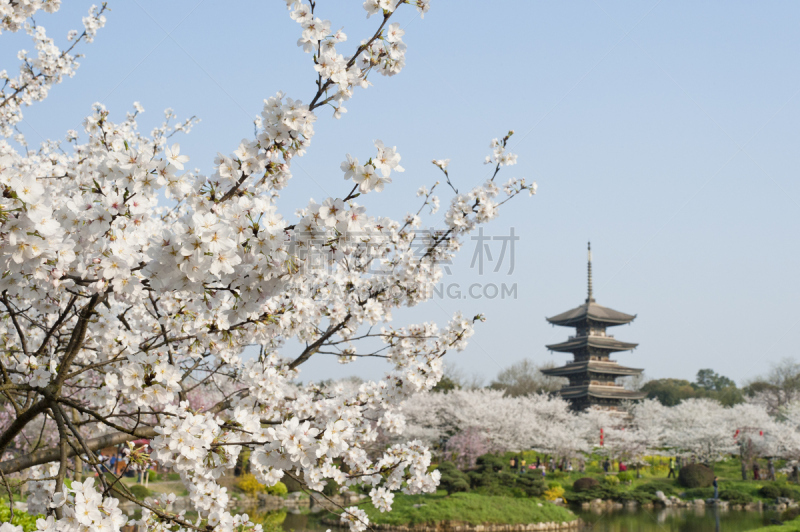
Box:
[5,1,799,385]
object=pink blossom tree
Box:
[444,427,493,469]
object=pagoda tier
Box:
[541,360,643,378]
[543,243,644,411]
[545,336,638,353]
[547,302,635,328]
[558,385,646,411]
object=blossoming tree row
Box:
[402,391,800,469]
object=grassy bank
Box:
[750,516,800,531]
[479,453,800,506]
[354,492,577,526]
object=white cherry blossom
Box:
[0,3,537,532]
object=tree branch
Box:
[0,427,155,476]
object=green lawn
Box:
[352,491,577,526]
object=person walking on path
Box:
[603,458,610,473]
[768,458,776,481]
[753,461,761,480]
[741,459,748,481]
[668,458,676,478]
[713,477,719,500]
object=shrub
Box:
[544,484,565,502]
[681,487,713,499]
[780,485,800,500]
[129,484,152,500]
[602,475,620,487]
[678,464,714,488]
[475,453,507,473]
[617,490,657,504]
[500,486,529,498]
[265,482,288,496]
[720,489,753,505]
[759,485,781,499]
[237,474,288,497]
[438,462,471,494]
[573,478,600,492]
[466,456,545,498]
[566,486,621,504]
[515,475,546,497]
[237,473,265,496]
[0,502,41,532]
[636,481,677,497]
[618,471,634,483]
[782,506,800,522]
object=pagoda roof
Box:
[546,335,638,353]
[541,360,643,378]
[547,301,636,327]
[556,384,646,401]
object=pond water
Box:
[575,507,778,532]
[248,507,781,532]
[247,509,329,532]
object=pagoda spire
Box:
[587,242,594,303]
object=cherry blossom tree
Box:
[444,428,493,469]
[403,389,592,459]
[768,402,800,469]
[0,2,537,531]
[661,398,737,464]
[730,402,781,468]
[595,400,667,467]
[630,399,668,451]
[0,2,108,139]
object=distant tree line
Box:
[640,369,744,407]
[642,359,800,413]
[431,359,567,396]
[436,357,800,415]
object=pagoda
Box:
[541,243,645,411]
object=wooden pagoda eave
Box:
[545,336,638,353]
[546,302,636,328]
[541,361,643,378]
[557,384,647,400]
